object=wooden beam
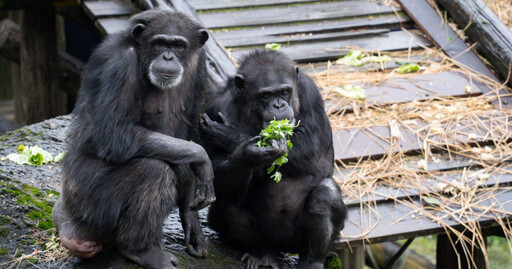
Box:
[19,6,66,124]
[230,30,432,62]
[396,0,512,109]
[437,0,512,89]
[199,1,397,29]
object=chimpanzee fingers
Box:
[201,113,213,127]
[218,112,231,126]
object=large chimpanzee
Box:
[200,50,347,268]
[52,10,216,269]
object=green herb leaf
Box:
[256,119,298,183]
[396,63,420,74]
[265,43,281,51]
[421,196,441,206]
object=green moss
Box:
[3,183,55,230]
[0,217,9,224]
[0,226,10,237]
[0,248,8,255]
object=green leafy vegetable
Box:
[336,50,365,66]
[396,63,420,74]
[421,196,441,206]
[54,151,67,162]
[2,145,54,166]
[336,50,392,66]
[265,43,281,51]
[256,119,298,183]
[332,84,366,100]
[29,153,44,166]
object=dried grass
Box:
[0,229,70,269]
[484,0,512,30]
[313,43,512,267]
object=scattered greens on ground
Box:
[1,144,66,166]
[256,119,298,183]
[333,84,366,100]
[396,63,420,74]
[265,43,281,51]
[54,151,67,163]
[336,50,391,66]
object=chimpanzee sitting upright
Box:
[52,10,216,269]
[200,50,347,268]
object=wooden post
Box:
[19,5,65,124]
[340,246,365,269]
[436,233,487,269]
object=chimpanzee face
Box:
[235,64,300,127]
[131,16,209,90]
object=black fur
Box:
[53,10,215,268]
[200,50,347,268]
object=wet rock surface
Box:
[0,115,296,268]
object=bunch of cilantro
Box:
[255,119,298,183]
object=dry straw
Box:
[314,44,512,267]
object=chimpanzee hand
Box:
[189,145,216,210]
[231,136,288,168]
[200,113,240,153]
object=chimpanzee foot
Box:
[185,227,208,258]
[241,251,279,269]
[60,233,102,258]
[119,245,178,269]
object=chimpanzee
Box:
[52,10,216,269]
[200,50,347,268]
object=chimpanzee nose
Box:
[163,52,174,61]
[273,100,285,109]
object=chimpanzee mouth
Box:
[149,69,183,90]
[148,62,183,90]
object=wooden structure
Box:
[2,0,512,268]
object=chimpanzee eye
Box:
[153,43,166,53]
[260,93,272,101]
[175,42,186,53]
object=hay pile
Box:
[312,46,512,266]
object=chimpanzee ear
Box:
[131,24,146,39]
[198,29,209,46]
[294,65,300,75]
[234,74,244,91]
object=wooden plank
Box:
[397,0,512,109]
[167,0,237,86]
[96,17,130,36]
[339,168,512,207]
[332,112,511,161]
[189,0,320,11]
[219,28,389,48]
[336,186,512,246]
[199,1,397,29]
[323,71,483,113]
[437,0,512,89]
[213,13,411,44]
[83,1,136,19]
[230,30,432,62]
